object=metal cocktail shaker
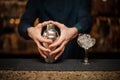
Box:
[42,24,59,63]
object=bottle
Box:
[42,24,59,63]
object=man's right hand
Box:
[27,21,52,59]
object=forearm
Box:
[18,22,32,40]
[75,0,92,33]
[69,27,78,39]
[74,14,92,34]
[18,0,38,40]
[26,26,34,39]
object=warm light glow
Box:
[102,0,107,2]
[9,18,15,24]
[15,18,20,25]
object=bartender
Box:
[18,0,92,62]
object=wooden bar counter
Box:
[0,58,120,80]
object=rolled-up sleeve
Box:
[74,0,92,33]
[18,0,38,39]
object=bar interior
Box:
[0,0,120,80]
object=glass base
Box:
[81,59,92,65]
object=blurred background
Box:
[0,0,120,58]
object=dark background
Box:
[0,0,120,58]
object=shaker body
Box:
[42,24,59,63]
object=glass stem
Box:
[84,49,88,63]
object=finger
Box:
[38,36,52,43]
[41,21,53,27]
[49,37,64,48]
[36,23,53,44]
[54,48,64,60]
[50,40,67,55]
[50,21,65,29]
[35,21,52,30]
[35,40,51,52]
[37,48,47,59]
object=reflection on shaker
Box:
[42,24,59,63]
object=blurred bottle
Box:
[42,24,59,63]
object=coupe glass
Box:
[77,33,96,65]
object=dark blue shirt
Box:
[18,0,92,59]
[18,0,92,39]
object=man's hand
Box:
[27,20,78,61]
[49,21,78,60]
[27,21,52,59]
